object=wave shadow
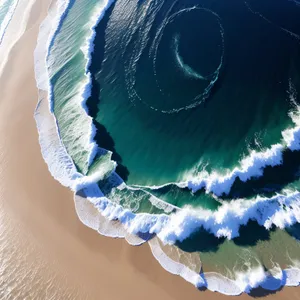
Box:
[176,228,225,253]
[286,222,300,241]
[232,221,272,247]
[86,1,129,182]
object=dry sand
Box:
[0,0,300,299]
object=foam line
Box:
[76,183,300,295]
[150,237,300,295]
[78,0,116,167]
[173,34,206,80]
[244,0,300,41]
[34,0,117,189]
[35,0,116,174]
[0,0,37,76]
[0,0,19,45]
[187,143,284,196]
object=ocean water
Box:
[0,0,18,44]
[0,0,11,25]
[30,0,300,295]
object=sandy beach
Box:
[0,0,300,299]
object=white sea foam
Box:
[35,94,116,191]
[42,0,116,173]
[34,92,300,292]
[33,0,300,295]
[138,113,300,198]
[82,189,300,242]
[173,34,206,80]
[0,0,19,45]
[184,89,300,197]
[78,0,116,167]
[34,0,73,92]
[75,187,300,294]
[150,237,300,295]
[0,0,36,76]
[187,143,285,196]
[34,88,300,292]
[131,109,300,198]
[149,237,205,288]
[34,0,116,189]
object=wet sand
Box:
[0,0,300,299]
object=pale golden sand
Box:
[0,0,300,299]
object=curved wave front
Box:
[34,0,300,296]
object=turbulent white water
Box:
[32,0,300,295]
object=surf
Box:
[33,0,300,295]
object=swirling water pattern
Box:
[35,0,300,295]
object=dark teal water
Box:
[88,0,300,194]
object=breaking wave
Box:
[33,0,300,295]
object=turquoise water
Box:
[48,0,110,175]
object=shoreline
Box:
[0,1,210,298]
[0,0,300,299]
